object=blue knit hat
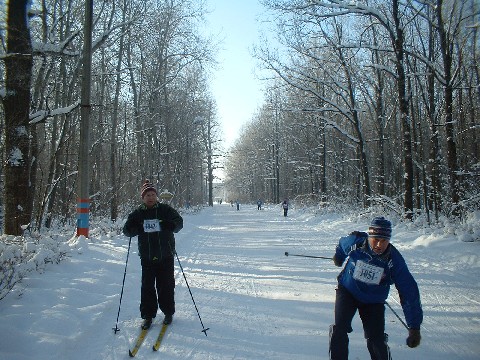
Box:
[368,216,392,240]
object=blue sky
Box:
[205,0,267,147]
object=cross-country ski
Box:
[152,323,169,351]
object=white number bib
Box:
[353,260,384,285]
[143,219,160,233]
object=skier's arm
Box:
[123,211,141,237]
[391,249,423,347]
[161,207,183,233]
[391,250,423,329]
[333,232,367,266]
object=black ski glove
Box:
[161,220,176,232]
[123,224,139,237]
[406,329,421,348]
[333,254,343,267]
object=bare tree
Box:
[110,0,126,222]
[2,0,34,235]
[0,0,219,231]
[436,0,461,216]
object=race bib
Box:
[353,260,384,285]
[143,219,160,233]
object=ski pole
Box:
[113,236,132,334]
[385,300,409,330]
[174,250,210,336]
[285,251,333,260]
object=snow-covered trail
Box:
[171,204,342,360]
[0,204,478,359]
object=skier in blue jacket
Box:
[329,216,422,360]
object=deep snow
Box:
[0,204,479,359]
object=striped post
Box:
[76,198,90,237]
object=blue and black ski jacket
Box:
[335,231,423,329]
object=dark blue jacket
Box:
[335,231,423,329]
[123,202,183,265]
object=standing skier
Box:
[123,180,183,329]
[329,216,422,360]
[282,199,289,217]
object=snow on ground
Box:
[0,204,479,359]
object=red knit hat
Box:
[141,180,157,198]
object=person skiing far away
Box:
[123,179,183,330]
[329,216,422,360]
[282,199,288,217]
[257,199,262,210]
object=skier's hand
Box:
[333,255,343,267]
[161,220,176,232]
[123,224,139,237]
[406,329,421,348]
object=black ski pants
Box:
[329,285,391,360]
[140,256,175,320]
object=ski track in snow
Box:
[0,204,479,359]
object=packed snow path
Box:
[0,204,479,359]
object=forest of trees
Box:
[0,0,222,235]
[224,0,479,223]
[0,0,479,236]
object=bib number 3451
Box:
[353,260,384,285]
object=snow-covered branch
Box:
[29,100,80,125]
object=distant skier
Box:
[123,180,183,330]
[329,216,422,360]
[282,199,288,217]
[236,199,240,211]
[257,199,262,210]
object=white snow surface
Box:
[0,204,479,359]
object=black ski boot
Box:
[141,318,152,330]
[163,314,173,325]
